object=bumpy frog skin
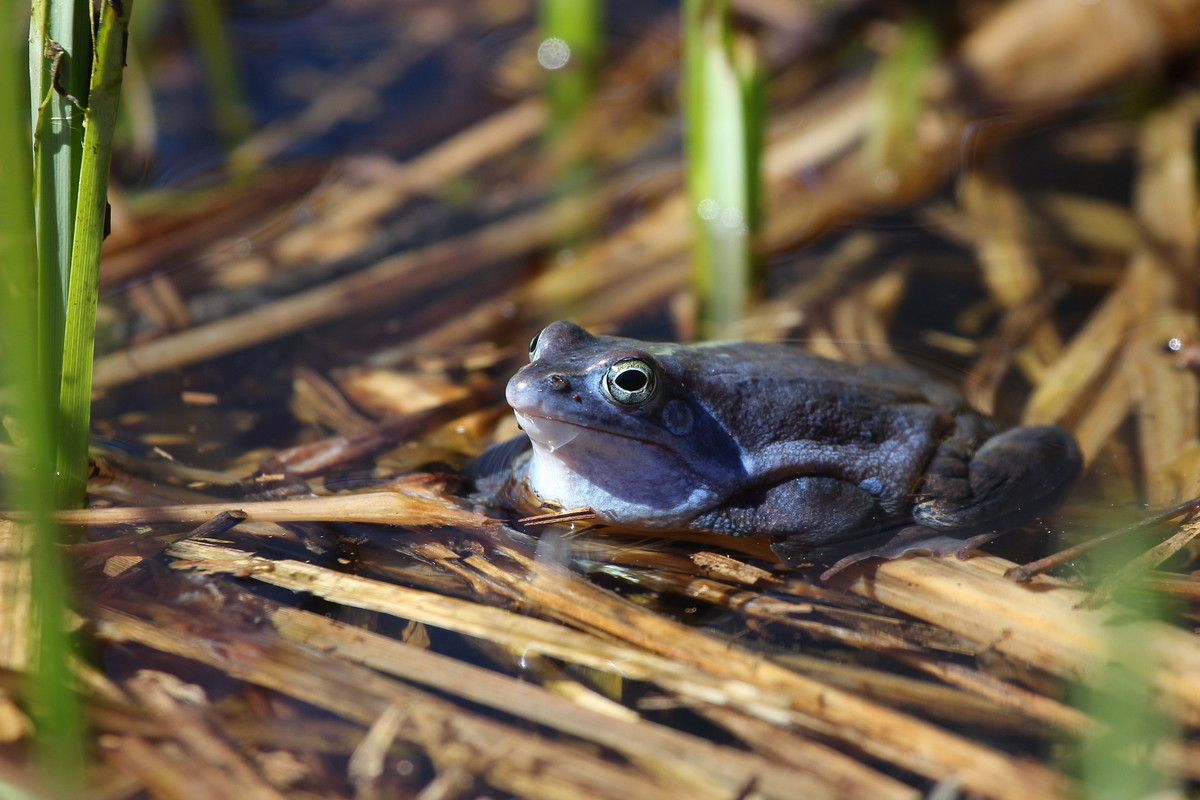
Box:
[486,321,1081,578]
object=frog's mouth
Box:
[514,411,664,454]
[515,413,584,453]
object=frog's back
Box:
[673,342,955,451]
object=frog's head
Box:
[505,321,742,521]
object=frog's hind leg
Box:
[913,424,1082,535]
[814,425,1081,581]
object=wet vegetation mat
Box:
[5,0,1200,797]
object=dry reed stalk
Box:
[1025,94,1199,493]
[894,652,1095,737]
[827,267,907,363]
[346,702,405,800]
[1127,99,1199,504]
[121,670,288,800]
[261,394,483,476]
[695,707,921,800]
[530,0,1200,327]
[1037,192,1138,255]
[268,603,906,800]
[959,0,1200,109]
[52,484,492,531]
[476,545,1073,799]
[270,99,547,265]
[100,734,235,800]
[771,652,1048,735]
[230,9,463,171]
[1023,250,1155,432]
[165,538,1071,798]
[0,692,32,744]
[100,168,324,289]
[92,604,782,800]
[1131,312,1200,505]
[838,554,1200,725]
[0,521,32,672]
[960,162,1062,379]
[166,539,795,708]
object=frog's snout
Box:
[506,369,574,414]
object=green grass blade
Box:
[57,0,135,509]
[3,1,84,796]
[683,0,764,340]
[28,0,90,414]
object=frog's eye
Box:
[603,358,657,407]
[528,329,542,361]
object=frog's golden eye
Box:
[603,358,657,407]
[528,329,543,361]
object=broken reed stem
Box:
[49,490,494,530]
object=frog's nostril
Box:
[546,374,570,392]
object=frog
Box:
[476,320,1081,579]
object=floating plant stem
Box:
[683,0,764,340]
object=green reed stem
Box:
[537,0,602,313]
[184,0,251,151]
[683,0,764,340]
[10,0,134,794]
[29,0,89,427]
[58,0,134,510]
[866,14,937,176]
[8,3,82,795]
[540,0,600,146]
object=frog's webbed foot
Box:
[814,526,1001,581]
[913,424,1081,534]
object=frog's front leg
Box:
[913,423,1081,535]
